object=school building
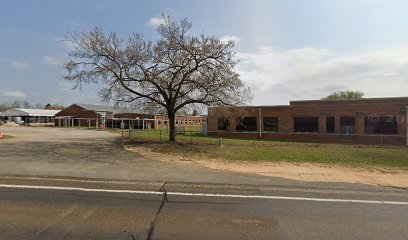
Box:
[55,103,205,130]
[0,108,60,126]
[207,97,408,146]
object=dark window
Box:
[326,117,335,133]
[236,117,257,131]
[264,117,279,131]
[294,117,318,132]
[340,117,355,134]
[217,117,229,130]
[364,116,398,134]
[157,120,162,125]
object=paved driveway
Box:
[0,126,304,186]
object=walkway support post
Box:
[258,108,262,138]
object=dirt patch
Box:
[0,126,117,142]
[2,122,21,127]
[126,146,408,188]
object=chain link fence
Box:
[127,129,209,145]
[125,129,406,147]
[126,129,287,146]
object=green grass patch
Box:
[150,143,408,168]
[111,129,408,169]
[127,129,207,142]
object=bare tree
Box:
[44,103,65,110]
[22,101,31,109]
[65,15,251,141]
[11,100,22,108]
[0,103,8,112]
[34,103,44,109]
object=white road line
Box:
[169,192,408,205]
[0,184,407,205]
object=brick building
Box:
[155,114,205,129]
[55,103,153,128]
[0,108,60,126]
[208,97,408,146]
[56,103,205,130]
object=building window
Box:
[294,117,318,132]
[326,117,335,133]
[364,116,398,135]
[217,117,229,130]
[264,117,278,131]
[340,117,355,134]
[236,117,257,131]
[157,120,162,125]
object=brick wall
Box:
[140,115,205,129]
[208,97,408,146]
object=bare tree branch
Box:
[64,14,252,141]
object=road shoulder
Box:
[126,145,408,188]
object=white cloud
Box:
[220,35,240,43]
[44,56,63,67]
[0,90,27,99]
[148,17,165,27]
[236,46,408,105]
[6,59,31,71]
[56,37,75,49]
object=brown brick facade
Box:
[55,104,103,127]
[55,104,205,129]
[154,115,205,129]
[208,97,408,146]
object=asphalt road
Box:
[1,177,408,240]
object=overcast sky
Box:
[1,0,408,106]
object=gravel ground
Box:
[0,126,304,187]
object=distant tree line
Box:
[0,100,65,112]
[322,90,364,100]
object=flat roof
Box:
[0,108,61,117]
[207,96,408,109]
[290,96,408,104]
[208,105,291,108]
[74,103,149,115]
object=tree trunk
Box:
[168,110,176,142]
